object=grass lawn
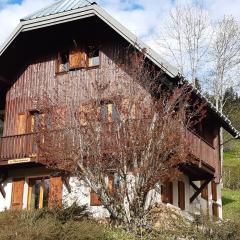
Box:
[222,140,240,222]
[222,188,240,222]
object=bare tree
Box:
[157,2,211,87]
[33,46,203,230]
[208,16,240,113]
[207,16,240,173]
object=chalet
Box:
[0,0,239,219]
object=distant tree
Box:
[207,16,240,170]
[208,16,240,114]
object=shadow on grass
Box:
[222,196,235,206]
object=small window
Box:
[27,178,50,209]
[100,100,119,122]
[57,51,69,73]
[87,46,100,67]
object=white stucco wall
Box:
[0,169,222,220]
[0,179,12,211]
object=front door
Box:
[11,178,25,209]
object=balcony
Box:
[185,129,217,170]
[0,128,219,174]
[0,133,36,164]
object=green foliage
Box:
[223,140,240,189]
[0,204,240,239]
[0,208,134,240]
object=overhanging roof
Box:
[0,0,239,139]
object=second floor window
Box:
[57,51,69,73]
[56,45,100,74]
[100,101,119,122]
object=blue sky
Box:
[0,0,240,51]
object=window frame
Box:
[27,177,50,210]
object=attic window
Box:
[57,51,69,73]
[87,46,100,67]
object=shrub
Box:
[223,165,240,189]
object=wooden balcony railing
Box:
[185,129,217,170]
[0,133,36,162]
[0,128,218,171]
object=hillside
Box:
[222,140,240,222]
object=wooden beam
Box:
[189,180,199,191]
[63,177,71,193]
[190,178,212,203]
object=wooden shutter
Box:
[178,181,185,210]
[161,182,173,204]
[90,176,114,206]
[69,50,87,69]
[201,180,208,200]
[11,178,25,210]
[26,113,35,133]
[90,190,102,206]
[212,203,219,218]
[49,176,62,208]
[211,181,218,201]
[17,113,27,134]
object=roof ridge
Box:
[21,0,96,21]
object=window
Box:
[87,46,100,67]
[27,178,50,209]
[57,51,69,73]
[100,100,119,122]
[56,45,100,74]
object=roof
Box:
[22,0,96,21]
[0,0,239,139]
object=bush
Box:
[223,165,240,189]
[0,206,240,240]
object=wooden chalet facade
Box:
[0,0,239,219]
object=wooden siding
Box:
[0,39,220,177]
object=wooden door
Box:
[49,176,63,208]
[178,181,185,210]
[11,178,25,209]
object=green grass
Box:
[222,188,240,221]
[222,140,240,222]
[224,140,240,167]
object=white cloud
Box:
[0,0,240,51]
[0,0,54,44]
